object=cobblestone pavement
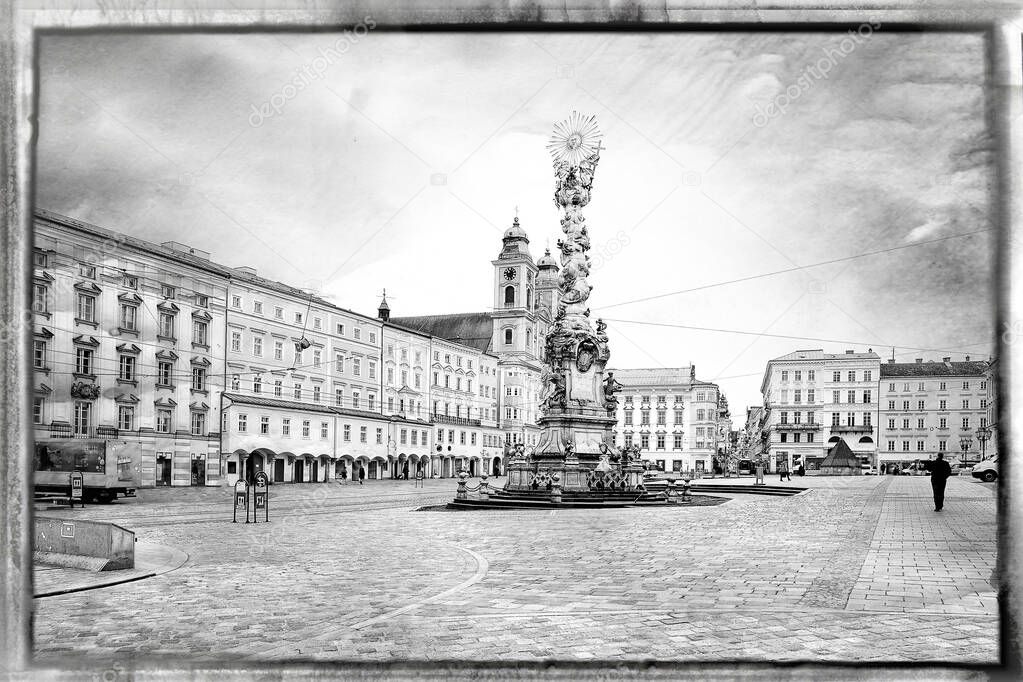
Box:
[32,475,999,666]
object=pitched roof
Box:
[770,349,881,362]
[880,360,990,378]
[222,392,430,424]
[389,313,494,353]
[607,367,695,387]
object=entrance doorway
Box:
[190,458,205,486]
[369,460,378,479]
[294,460,304,483]
[156,457,172,486]
[274,459,285,483]
[492,457,502,476]
[312,461,319,482]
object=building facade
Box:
[878,357,995,469]
[760,349,882,473]
[32,210,531,487]
[609,367,727,474]
[33,210,228,487]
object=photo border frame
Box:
[1,1,1020,679]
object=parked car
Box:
[972,456,998,482]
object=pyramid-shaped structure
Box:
[819,438,861,476]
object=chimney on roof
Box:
[887,358,895,364]
[233,266,257,276]
[915,358,923,363]
[162,241,211,260]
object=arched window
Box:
[504,286,515,306]
[526,288,532,310]
[526,329,532,347]
[504,328,513,345]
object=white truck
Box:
[971,455,998,483]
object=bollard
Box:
[480,474,490,500]
[456,470,469,500]
[550,473,562,504]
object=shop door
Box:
[294,461,304,482]
[312,462,319,482]
[156,458,172,486]
[190,459,206,486]
[274,459,285,483]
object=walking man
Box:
[779,460,791,482]
[358,465,366,485]
[923,453,952,511]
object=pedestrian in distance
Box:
[779,461,791,481]
[796,463,805,477]
[358,466,366,485]
[922,453,952,511]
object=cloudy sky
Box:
[35,30,995,415]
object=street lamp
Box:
[959,436,974,468]
[975,425,991,463]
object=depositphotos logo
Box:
[248,16,377,127]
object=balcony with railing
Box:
[829,423,874,433]
[431,413,482,427]
[773,422,821,431]
[47,424,120,439]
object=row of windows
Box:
[885,399,987,411]
[33,254,211,308]
[884,417,985,431]
[622,433,710,450]
[61,345,211,391]
[779,369,873,383]
[624,392,714,405]
[886,380,986,392]
[887,440,952,452]
[778,390,872,405]
[625,408,714,426]
[33,399,208,436]
[779,432,815,443]
[230,295,377,344]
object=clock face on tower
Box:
[503,267,517,281]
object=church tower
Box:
[491,215,540,359]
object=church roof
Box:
[389,313,494,354]
[821,438,860,469]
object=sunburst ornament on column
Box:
[547,111,603,165]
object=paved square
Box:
[33,475,998,666]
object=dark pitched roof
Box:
[880,361,990,378]
[389,313,494,353]
[224,392,337,415]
